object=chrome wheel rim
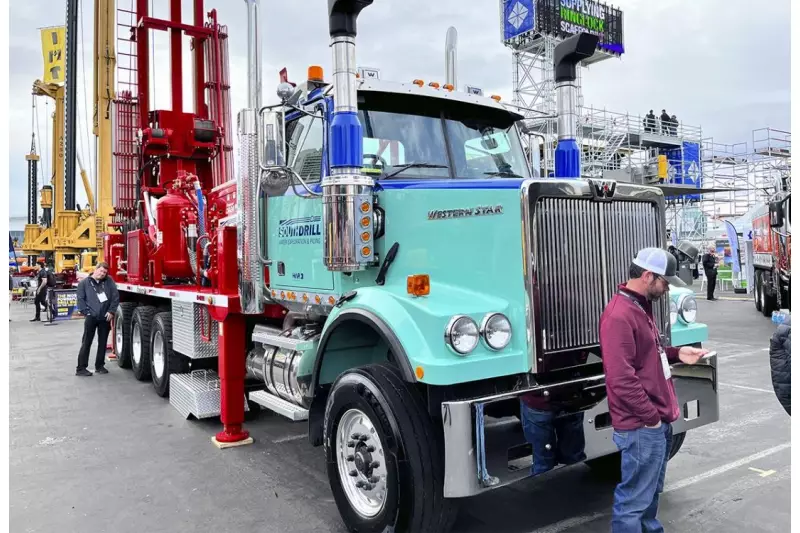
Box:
[132,322,142,366]
[115,313,124,357]
[336,409,388,518]
[152,330,165,379]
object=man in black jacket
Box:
[701,246,718,300]
[75,262,120,376]
[770,315,791,415]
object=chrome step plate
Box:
[249,390,309,421]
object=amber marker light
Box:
[407,274,430,296]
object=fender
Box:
[311,307,417,391]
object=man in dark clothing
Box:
[645,110,656,133]
[30,264,55,322]
[660,110,670,135]
[75,262,120,376]
[600,247,708,533]
[770,314,791,415]
[701,246,718,300]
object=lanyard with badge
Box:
[94,279,108,303]
[619,290,672,380]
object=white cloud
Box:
[8,0,790,221]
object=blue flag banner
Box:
[723,220,741,274]
[504,0,535,40]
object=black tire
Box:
[668,431,686,460]
[114,302,137,368]
[586,432,686,482]
[324,364,457,533]
[150,312,189,397]
[754,273,763,312]
[761,272,777,317]
[131,305,157,381]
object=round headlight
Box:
[481,313,512,350]
[669,299,678,325]
[445,315,480,355]
[679,295,697,323]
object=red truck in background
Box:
[752,178,791,316]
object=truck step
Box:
[170,370,249,420]
[249,390,309,421]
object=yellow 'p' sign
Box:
[40,26,66,85]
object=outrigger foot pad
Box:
[212,436,254,449]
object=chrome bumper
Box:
[440,357,719,498]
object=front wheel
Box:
[324,364,457,533]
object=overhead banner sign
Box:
[503,0,625,56]
[40,26,66,84]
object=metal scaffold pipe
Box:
[65,0,79,210]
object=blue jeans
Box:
[611,423,672,533]
[520,403,586,475]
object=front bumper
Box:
[440,356,719,498]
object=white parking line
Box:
[719,382,775,394]
[664,442,790,493]
[272,433,308,444]
[527,442,791,533]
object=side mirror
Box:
[260,109,286,168]
[769,201,784,228]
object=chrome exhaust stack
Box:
[322,0,376,272]
[236,0,265,313]
[445,26,457,88]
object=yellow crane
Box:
[22,0,118,275]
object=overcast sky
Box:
[7,0,791,221]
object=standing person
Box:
[701,246,718,300]
[75,262,119,376]
[30,264,54,322]
[660,110,670,135]
[600,247,708,533]
[646,110,656,133]
[769,313,790,415]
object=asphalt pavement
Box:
[9,291,790,533]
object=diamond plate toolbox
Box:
[169,370,249,420]
[171,300,219,359]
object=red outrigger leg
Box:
[215,313,250,443]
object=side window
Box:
[286,114,324,183]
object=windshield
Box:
[358,102,530,180]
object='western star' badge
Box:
[427,205,504,220]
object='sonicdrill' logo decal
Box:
[278,216,322,245]
[427,205,504,220]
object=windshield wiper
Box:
[484,170,524,178]
[382,162,448,179]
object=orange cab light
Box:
[412,79,424,87]
[360,216,371,228]
[415,366,425,379]
[314,295,322,304]
[328,296,336,305]
[361,246,372,257]
[490,94,502,102]
[308,65,324,82]
[360,201,371,213]
[361,231,371,242]
[428,82,441,89]
[443,84,454,91]
[407,274,430,297]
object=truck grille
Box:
[527,186,669,357]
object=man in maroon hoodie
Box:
[600,247,708,533]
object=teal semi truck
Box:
[239,2,720,531]
[110,1,717,532]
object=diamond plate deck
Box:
[169,370,249,420]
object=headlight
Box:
[445,315,480,355]
[679,295,697,323]
[480,313,512,350]
[669,299,678,325]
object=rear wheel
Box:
[754,273,763,312]
[131,305,157,381]
[324,364,457,533]
[150,311,189,397]
[114,302,137,368]
[761,272,777,317]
